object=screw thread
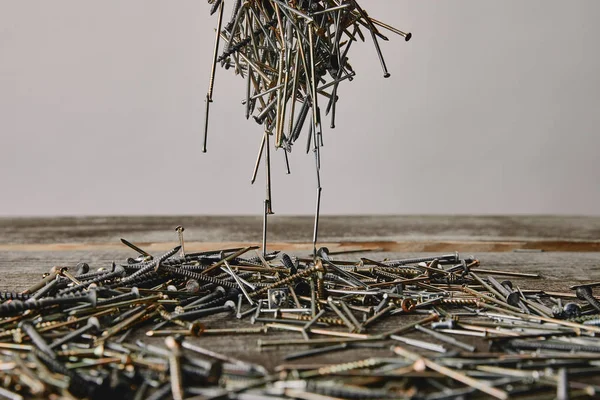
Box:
[250,265,322,298]
[34,348,93,398]
[0,292,31,301]
[107,271,164,289]
[59,267,125,295]
[162,266,238,289]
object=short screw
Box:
[175,226,186,258]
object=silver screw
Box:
[175,226,185,258]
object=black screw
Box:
[18,320,55,358]
[182,286,226,310]
[280,253,298,275]
[75,262,90,276]
[0,290,97,317]
[96,287,140,306]
[33,348,94,398]
[58,266,126,295]
[575,286,600,313]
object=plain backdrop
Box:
[0,1,599,216]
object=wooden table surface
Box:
[1,215,599,372]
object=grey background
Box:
[0,1,598,217]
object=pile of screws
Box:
[202,0,412,256]
[2,231,600,399]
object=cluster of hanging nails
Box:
[202,0,412,256]
[2,229,600,398]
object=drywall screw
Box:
[575,286,600,313]
[49,317,100,349]
[175,226,185,258]
[58,265,126,294]
[182,286,226,309]
[120,246,181,284]
[18,321,55,358]
[0,291,32,301]
[280,253,298,275]
[95,287,140,306]
[0,290,98,317]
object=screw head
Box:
[223,300,236,310]
[87,289,98,308]
[75,263,90,276]
[506,292,521,307]
[189,323,205,336]
[215,286,226,295]
[165,336,181,351]
[563,302,582,318]
[576,286,593,300]
[87,317,101,331]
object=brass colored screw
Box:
[250,263,325,298]
[165,336,184,400]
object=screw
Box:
[576,286,600,313]
[165,336,184,400]
[58,265,126,295]
[250,263,325,298]
[18,321,55,358]
[172,300,235,321]
[175,226,186,258]
[96,287,141,306]
[0,290,98,317]
[185,279,200,293]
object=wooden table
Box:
[1,215,599,371]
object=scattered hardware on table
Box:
[1,229,599,399]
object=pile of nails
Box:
[1,233,600,399]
